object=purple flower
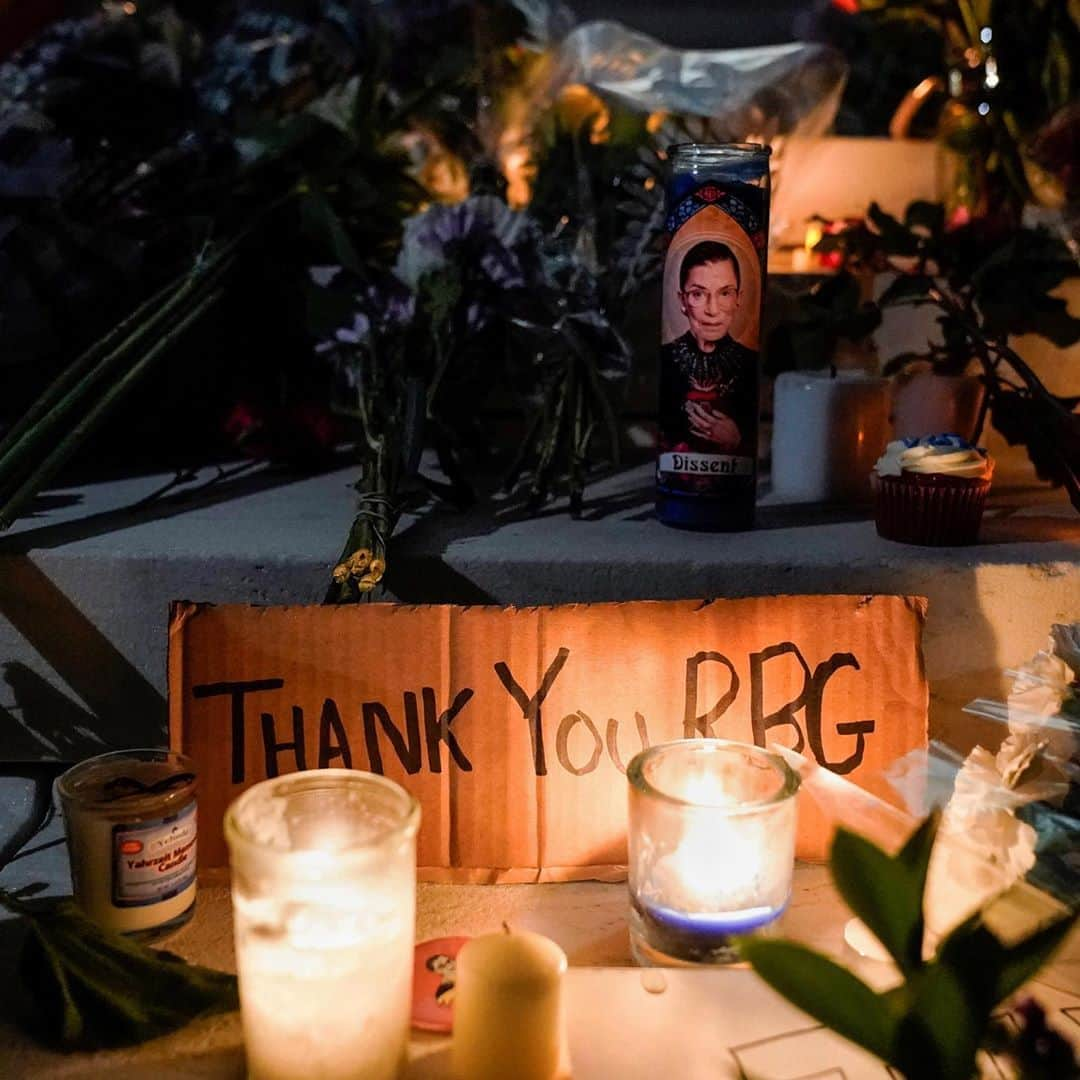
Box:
[394,196,540,291]
[308,265,415,354]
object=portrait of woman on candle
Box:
[659,236,759,456]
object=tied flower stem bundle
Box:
[316,269,424,602]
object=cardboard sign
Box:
[169,596,928,879]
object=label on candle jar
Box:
[111,801,198,907]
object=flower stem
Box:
[0,289,226,531]
[0,245,237,501]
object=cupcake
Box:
[872,434,993,545]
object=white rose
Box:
[1009,651,1072,718]
[1007,651,1080,766]
[995,732,1046,789]
[925,744,1055,937]
[926,808,1038,937]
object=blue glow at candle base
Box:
[629,893,789,966]
[626,742,800,968]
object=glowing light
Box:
[419,150,469,204]
[557,84,611,145]
[501,144,534,210]
[980,26,992,44]
[663,807,764,910]
[978,102,990,117]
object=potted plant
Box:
[885,335,987,444]
[765,270,888,502]
[815,201,1080,508]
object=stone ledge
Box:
[0,462,1076,761]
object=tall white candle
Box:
[771,370,889,503]
[452,929,568,1080]
[226,771,419,1080]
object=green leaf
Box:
[905,200,944,236]
[868,202,920,256]
[830,813,939,975]
[896,807,939,882]
[895,964,983,1080]
[417,267,462,328]
[15,899,238,1051]
[741,939,896,1061]
[932,915,1004,1021]
[992,911,1078,1004]
[305,76,361,136]
[300,188,362,273]
[878,273,935,308]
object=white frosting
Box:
[874,434,989,478]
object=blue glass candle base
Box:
[629,894,787,966]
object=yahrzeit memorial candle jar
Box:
[57,749,198,937]
[226,770,420,1080]
[627,739,799,965]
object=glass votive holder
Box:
[627,739,799,966]
[225,770,420,1080]
[56,749,198,938]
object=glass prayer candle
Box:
[627,739,799,965]
[57,749,198,937]
[226,770,420,1080]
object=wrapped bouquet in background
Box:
[920,622,1080,937]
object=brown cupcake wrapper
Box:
[874,474,991,546]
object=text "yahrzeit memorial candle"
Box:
[225,770,419,1080]
[627,739,799,965]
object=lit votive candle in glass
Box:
[225,770,420,1080]
[627,739,799,966]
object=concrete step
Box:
[0,461,1076,762]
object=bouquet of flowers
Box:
[0,1,845,598]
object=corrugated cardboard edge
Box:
[168,600,207,755]
[169,595,929,620]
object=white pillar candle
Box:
[452,928,568,1080]
[771,370,890,503]
[226,770,419,1080]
